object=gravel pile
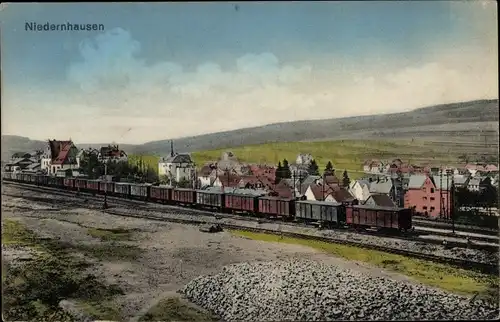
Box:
[182,260,499,321]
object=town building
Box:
[363,194,396,207]
[98,145,128,162]
[158,141,195,183]
[348,180,371,202]
[45,140,80,176]
[404,174,450,219]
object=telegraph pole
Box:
[449,169,455,234]
[102,160,108,209]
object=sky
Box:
[0,1,498,144]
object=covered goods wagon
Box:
[130,183,150,199]
[346,205,412,231]
[150,186,172,202]
[258,197,295,218]
[295,200,345,225]
[172,188,196,204]
[63,178,75,189]
[196,190,225,209]
[99,181,114,194]
[114,182,131,196]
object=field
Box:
[128,154,160,174]
[191,139,463,180]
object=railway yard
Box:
[2,182,499,321]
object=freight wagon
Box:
[225,189,267,214]
[75,178,88,190]
[114,182,131,197]
[346,205,412,232]
[130,183,151,200]
[196,190,225,210]
[295,200,346,227]
[258,196,295,219]
[86,180,100,193]
[36,175,49,186]
[150,185,172,203]
[172,188,197,205]
[99,181,115,194]
[63,178,75,190]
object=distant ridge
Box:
[2,99,498,161]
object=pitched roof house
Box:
[363,193,396,207]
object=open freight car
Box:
[346,205,412,232]
[86,180,100,194]
[196,189,225,210]
[258,196,295,219]
[150,185,172,203]
[36,175,49,186]
[99,181,114,195]
[130,183,151,201]
[295,200,346,227]
[75,178,88,191]
[172,188,197,206]
[114,182,131,198]
[63,178,75,190]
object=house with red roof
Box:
[46,139,80,175]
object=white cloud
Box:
[3,27,498,144]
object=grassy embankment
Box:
[1,219,136,321]
[2,219,216,321]
[231,230,499,303]
[192,139,460,180]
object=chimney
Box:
[170,140,174,157]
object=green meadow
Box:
[191,139,460,180]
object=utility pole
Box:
[322,172,326,201]
[449,169,455,234]
[102,159,108,209]
[440,168,444,218]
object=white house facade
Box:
[159,153,195,183]
[348,180,371,202]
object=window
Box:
[430,197,435,201]
[430,207,435,212]
[423,197,427,201]
[422,187,426,192]
[423,206,428,210]
[430,188,435,193]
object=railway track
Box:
[3,182,498,275]
[413,218,499,236]
[3,181,498,252]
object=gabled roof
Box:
[408,175,428,189]
[453,175,469,185]
[199,165,213,176]
[328,188,355,203]
[468,177,481,186]
[49,140,75,165]
[219,173,241,188]
[25,163,41,170]
[432,175,450,190]
[164,153,193,164]
[369,180,393,194]
[365,193,396,207]
[269,181,297,199]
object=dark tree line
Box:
[274,158,350,188]
[79,150,157,183]
[455,185,498,208]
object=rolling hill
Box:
[2,99,498,161]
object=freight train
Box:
[2,172,413,232]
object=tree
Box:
[275,161,283,184]
[308,159,319,176]
[342,170,350,188]
[324,161,334,176]
[282,159,292,179]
